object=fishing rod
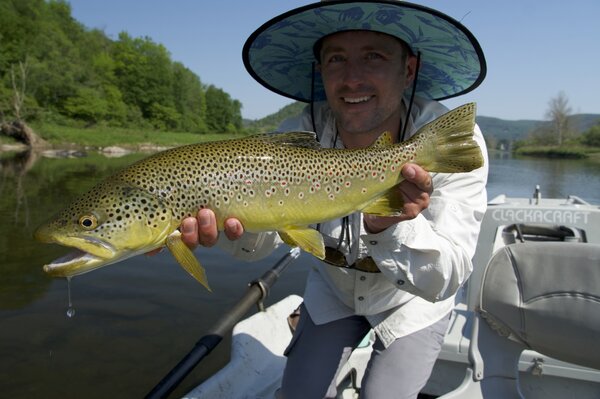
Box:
[145,247,301,399]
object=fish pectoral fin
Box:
[278,228,325,260]
[166,231,212,292]
[362,187,405,216]
[370,131,394,147]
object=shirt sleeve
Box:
[361,124,489,302]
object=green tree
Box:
[28,1,88,112]
[172,62,207,132]
[205,85,242,133]
[89,52,128,125]
[63,87,108,123]
[0,0,44,73]
[113,32,179,127]
[581,124,600,147]
[0,0,240,133]
[148,102,180,130]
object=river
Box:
[0,149,598,398]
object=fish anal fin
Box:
[278,228,325,259]
[166,231,212,292]
[362,187,405,216]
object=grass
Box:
[514,145,595,159]
[28,122,246,149]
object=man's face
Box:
[318,31,416,141]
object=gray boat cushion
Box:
[478,242,600,370]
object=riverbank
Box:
[514,144,600,159]
[0,122,245,153]
[2,123,599,164]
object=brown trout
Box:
[35,103,483,291]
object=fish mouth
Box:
[43,249,108,277]
[38,234,119,277]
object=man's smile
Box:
[343,95,373,104]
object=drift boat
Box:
[184,188,600,399]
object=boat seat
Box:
[439,242,600,399]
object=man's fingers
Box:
[181,216,199,249]
[180,209,243,249]
[197,209,218,247]
[224,218,244,240]
[402,164,433,194]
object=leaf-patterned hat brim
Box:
[243,0,486,102]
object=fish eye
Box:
[79,215,98,230]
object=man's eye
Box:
[327,54,345,63]
[366,52,384,60]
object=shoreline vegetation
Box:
[1,121,598,164]
[0,121,247,154]
[514,145,594,159]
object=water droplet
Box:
[66,277,75,318]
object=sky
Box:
[67,0,600,122]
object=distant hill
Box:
[477,114,600,144]
[244,102,307,133]
[476,116,543,142]
[247,101,600,144]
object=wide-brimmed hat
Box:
[243,0,486,102]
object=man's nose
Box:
[341,60,365,86]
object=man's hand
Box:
[146,210,243,256]
[363,163,433,234]
[180,209,244,249]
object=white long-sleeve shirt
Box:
[219,96,489,347]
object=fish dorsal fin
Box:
[278,227,325,259]
[362,186,405,216]
[370,131,394,148]
[246,131,322,149]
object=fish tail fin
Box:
[410,103,484,173]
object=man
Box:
[182,2,488,398]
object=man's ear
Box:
[404,55,418,89]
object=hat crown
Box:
[243,0,486,102]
